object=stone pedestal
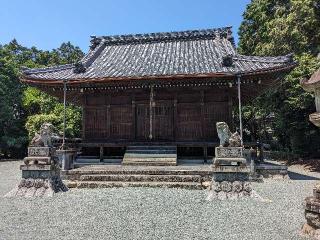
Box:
[5,147,68,197]
[301,184,320,239]
[209,147,252,200]
[56,149,77,170]
[210,166,252,200]
[214,147,247,167]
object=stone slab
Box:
[23,156,52,165]
[20,164,53,171]
[212,172,250,182]
[214,158,247,166]
[212,165,250,173]
[28,147,55,157]
[215,147,243,158]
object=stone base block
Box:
[5,165,68,198]
[212,166,250,182]
[209,180,252,200]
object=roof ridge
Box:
[233,53,294,63]
[90,26,234,49]
[21,64,74,75]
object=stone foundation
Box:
[5,147,68,198]
[208,165,252,200]
[301,184,320,239]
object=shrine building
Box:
[21,27,296,165]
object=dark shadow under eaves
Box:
[288,171,320,180]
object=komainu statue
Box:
[30,123,59,147]
[216,122,232,147]
[5,122,68,197]
[216,122,241,147]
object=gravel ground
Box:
[0,161,318,240]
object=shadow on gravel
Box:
[288,171,320,180]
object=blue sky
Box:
[0,0,251,52]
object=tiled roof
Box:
[21,27,296,83]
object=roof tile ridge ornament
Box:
[81,39,107,69]
[222,54,234,67]
[73,62,86,74]
[88,26,234,48]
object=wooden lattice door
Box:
[136,104,150,140]
[153,101,174,141]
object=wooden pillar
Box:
[132,95,136,140]
[228,90,233,131]
[149,85,154,140]
[106,105,111,138]
[200,90,205,140]
[82,95,86,140]
[203,145,208,163]
[99,146,104,161]
[237,75,243,146]
[173,93,178,140]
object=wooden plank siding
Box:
[83,88,232,143]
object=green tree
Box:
[0,47,28,158]
[238,0,320,156]
[0,40,84,158]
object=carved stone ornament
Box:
[216,122,242,147]
[216,122,232,147]
[30,123,59,147]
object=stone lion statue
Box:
[229,132,241,147]
[216,122,242,147]
[30,123,59,147]
[216,122,232,147]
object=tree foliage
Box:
[0,40,83,158]
[238,0,320,156]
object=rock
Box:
[232,181,243,193]
[202,181,212,190]
[212,181,221,192]
[243,182,252,193]
[306,197,320,213]
[306,210,320,229]
[220,181,232,192]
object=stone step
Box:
[66,168,212,176]
[123,145,177,166]
[124,153,177,158]
[122,161,176,166]
[125,150,176,154]
[127,146,176,150]
[65,181,203,190]
[79,174,202,182]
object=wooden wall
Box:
[83,87,232,142]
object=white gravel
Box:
[0,160,317,240]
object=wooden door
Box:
[153,101,174,140]
[176,103,202,141]
[136,104,150,140]
[110,105,133,140]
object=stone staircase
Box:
[63,165,212,190]
[122,145,177,166]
